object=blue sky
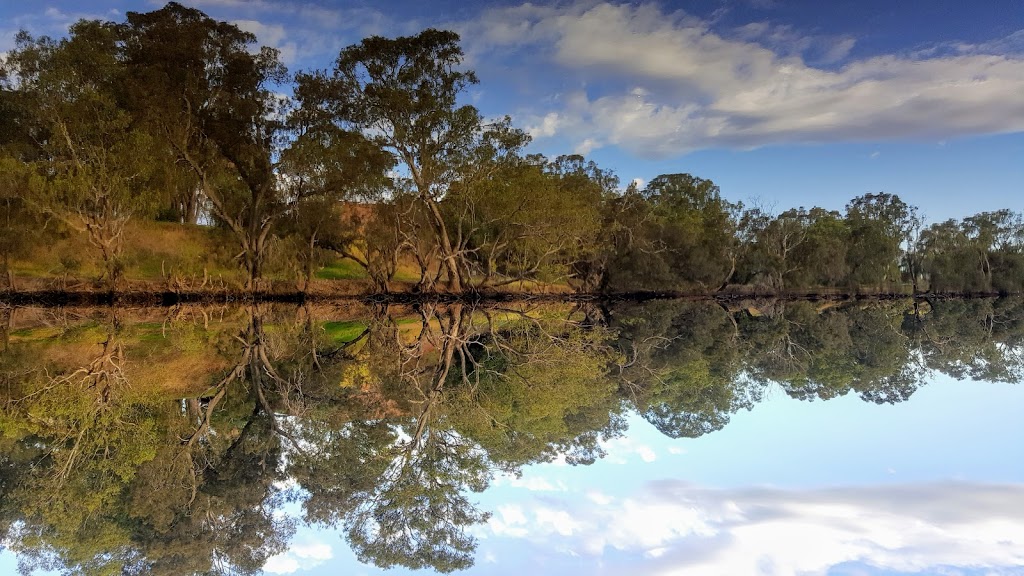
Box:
[1,0,1023,221]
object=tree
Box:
[278,79,395,290]
[308,29,516,291]
[962,210,1024,292]
[443,152,607,289]
[612,174,742,292]
[844,193,919,291]
[920,219,976,292]
[739,207,811,291]
[6,23,158,288]
[122,3,291,287]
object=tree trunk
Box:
[421,196,463,292]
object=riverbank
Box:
[0,287,1014,307]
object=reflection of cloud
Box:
[603,436,658,464]
[491,481,1024,575]
[466,1,1024,156]
[508,475,567,492]
[490,504,530,538]
[493,469,568,492]
[263,540,333,574]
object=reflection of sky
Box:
[4,374,1023,575]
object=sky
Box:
[1,0,1023,223]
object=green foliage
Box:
[844,193,918,290]
[5,23,160,288]
[600,174,743,292]
[920,210,1024,293]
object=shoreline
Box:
[0,288,1016,307]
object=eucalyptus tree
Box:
[796,207,850,288]
[962,209,1024,292]
[280,74,395,290]
[609,174,742,292]
[120,3,290,287]
[919,211,1024,293]
[443,152,608,289]
[0,157,39,289]
[303,29,530,291]
[739,208,811,291]
[844,192,920,291]
[0,72,45,287]
[920,219,976,292]
[4,22,158,288]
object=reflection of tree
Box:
[2,298,1024,574]
[336,304,490,572]
[290,302,623,572]
[907,298,1024,383]
[445,305,625,468]
[0,313,160,575]
[740,301,923,404]
[613,301,757,438]
[0,307,296,575]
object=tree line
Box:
[1,297,1023,574]
[2,3,1023,294]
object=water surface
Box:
[1,298,1022,575]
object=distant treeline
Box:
[2,3,1022,295]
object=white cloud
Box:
[263,539,333,574]
[602,436,658,464]
[490,504,530,538]
[489,480,1024,575]
[264,555,300,574]
[535,506,583,536]
[231,19,299,63]
[233,19,287,46]
[527,112,561,138]
[469,1,1024,157]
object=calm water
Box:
[1,298,1022,575]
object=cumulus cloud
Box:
[602,435,658,464]
[263,540,333,574]
[490,504,530,538]
[489,480,1024,575]
[468,1,1024,157]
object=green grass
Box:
[323,320,368,343]
[316,258,369,280]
